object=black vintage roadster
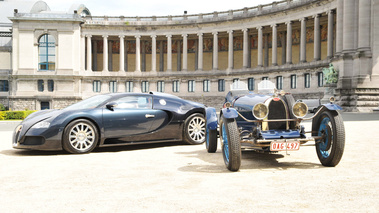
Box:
[205,81,345,171]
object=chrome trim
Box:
[237,105,326,123]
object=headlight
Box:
[292,102,308,118]
[252,103,268,120]
[31,121,51,129]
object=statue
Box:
[322,63,338,85]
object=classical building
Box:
[1,0,378,111]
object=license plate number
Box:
[270,141,300,151]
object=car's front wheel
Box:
[183,113,206,145]
[62,119,99,154]
[315,111,345,166]
[219,115,241,171]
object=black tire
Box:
[315,110,345,167]
[219,115,241,171]
[206,128,217,153]
[183,113,206,145]
[62,119,99,154]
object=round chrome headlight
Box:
[292,102,308,118]
[252,103,268,120]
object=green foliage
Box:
[0,110,37,120]
[0,104,6,111]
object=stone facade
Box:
[1,0,378,111]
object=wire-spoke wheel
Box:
[183,113,206,145]
[315,111,345,167]
[63,119,99,154]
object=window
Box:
[114,96,152,109]
[218,79,225,92]
[48,80,54,92]
[304,73,311,88]
[172,80,180,93]
[318,72,324,87]
[232,78,240,89]
[93,80,101,92]
[109,81,117,93]
[276,76,283,90]
[157,81,165,92]
[141,81,149,93]
[125,81,133,92]
[0,80,9,92]
[188,80,195,92]
[262,77,269,81]
[38,80,44,92]
[203,80,210,92]
[248,78,255,91]
[38,34,56,71]
[291,75,297,89]
[41,102,50,110]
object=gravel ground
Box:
[0,118,378,212]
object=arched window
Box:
[38,34,56,70]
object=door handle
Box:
[145,114,155,118]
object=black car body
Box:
[13,92,208,154]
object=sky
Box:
[42,0,275,16]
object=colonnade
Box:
[83,9,337,73]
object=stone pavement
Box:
[0,113,379,212]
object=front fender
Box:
[206,107,218,130]
[322,103,343,111]
[221,108,238,119]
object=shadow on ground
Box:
[177,148,322,173]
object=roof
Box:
[0,0,50,24]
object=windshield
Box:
[64,94,111,110]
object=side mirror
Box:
[106,102,117,111]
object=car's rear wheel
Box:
[62,119,99,154]
[315,111,345,166]
[206,128,217,153]
[219,115,241,171]
[183,113,206,145]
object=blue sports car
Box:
[13,92,209,154]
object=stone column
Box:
[102,35,108,71]
[86,35,92,71]
[182,34,188,71]
[135,35,141,72]
[343,0,355,53]
[336,0,344,55]
[358,0,371,53]
[93,40,98,71]
[228,30,234,70]
[286,21,292,64]
[81,35,85,71]
[257,26,263,67]
[119,35,125,71]
[314,14,321,61]
[300,17,307,62]
[271,24,278,66]
[166,34,172,71]
[242,28,249,69]
[212,32,218,70]
[151,35,157,72]
[198,33,203,71]
[326,11,334,59]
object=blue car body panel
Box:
[206,107,218,130]
[261,130,301,140]
[322,103,343,111]
[221,108,239,119]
